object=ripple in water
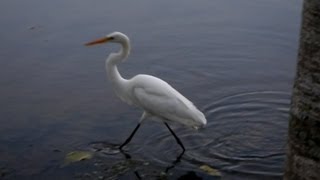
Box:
[198,91,290,177]
[138,91,290,178]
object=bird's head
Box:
[85,31,130,46]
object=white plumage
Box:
[85,32,206,151]
[129,74,206,128]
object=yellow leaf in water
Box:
[199,165,222,176]
[64,151,93,165]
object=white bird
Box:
[85,32,207,152]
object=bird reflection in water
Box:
[120,150,202,180]
[89,141,205,179]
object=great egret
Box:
[85,32,207,152]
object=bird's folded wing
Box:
[133,87,192,120]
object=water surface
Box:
[0,0,302,179]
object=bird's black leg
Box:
[164,122,186,152]
[119,123,141,150]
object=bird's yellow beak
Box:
[85,37,112,46]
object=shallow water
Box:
[0,0,302,179]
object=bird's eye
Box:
[109,37,115,40]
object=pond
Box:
[0,0,302,179]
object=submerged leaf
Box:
[199,165,222,176]
[64,151,93,165]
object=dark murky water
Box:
[0,0,302,179]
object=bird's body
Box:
[85,32,206,151]
[118,74,206,128]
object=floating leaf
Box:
[199,165,222,176]
[64,151,93,165]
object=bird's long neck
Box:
[106,41,130,97]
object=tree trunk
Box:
[284,0,320,179]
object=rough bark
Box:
[284,0,320,179]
